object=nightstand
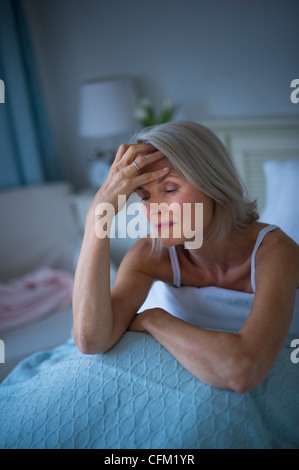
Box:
[69,188,149,266]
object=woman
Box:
[72,121,299,393]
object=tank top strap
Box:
[251,224,279,294]
[168,224,279,291]
[168,246,181,287]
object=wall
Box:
[23,0,299,188]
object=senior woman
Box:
[72,121,299,393]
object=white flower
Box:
[161,99,174,111]
[139,97,152,109]
[133,107,149,121]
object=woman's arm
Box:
[72,144,169,354]
[129,237,299,393]
[72,211,112,353]
[73,231,155,354]
[130,308,251,392]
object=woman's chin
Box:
[157,235,184,247]
[149,225,186,247]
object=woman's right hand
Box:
[90,143,169,216]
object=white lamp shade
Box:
[79,78,138,138]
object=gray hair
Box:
[132,121,258,256]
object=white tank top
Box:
[138,224,299,344]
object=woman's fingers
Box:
[117,143,157,166]
[125,144,157,164]
[117,144,170,188]
[94,143,169,215]
[113,143,168,177]
[113,143,153,165]
[113,144,130,164]
[133,165,170,186]
[130,150,166,173]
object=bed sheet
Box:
[0,331,298,449]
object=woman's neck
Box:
[185,225,258,275]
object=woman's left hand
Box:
[128,308,168,333]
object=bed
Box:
[0,116,299,449]
[0,183,117,383]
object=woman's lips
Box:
[156,222,174,230]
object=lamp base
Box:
[88,158,111,188]
[86,148,115,188]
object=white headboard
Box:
[200,116,299,213]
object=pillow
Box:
[259,159,299,244]
[0,182,82,282]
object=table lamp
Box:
[79,77,138,187]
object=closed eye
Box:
[136,183,179,201]
[139,189,177,202]
[135,190,149,201]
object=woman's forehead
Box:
[140,156,177,174]
[136,160,186,191]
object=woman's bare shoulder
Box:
[255,225,299,286]
[123,236,171,281]
[125,236,156,260]
[260,225,298,254]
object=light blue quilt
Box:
[0,331,298,449]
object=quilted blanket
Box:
[0,331,298,449]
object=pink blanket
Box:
[0,268,74,332]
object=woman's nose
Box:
[146,201,169,220]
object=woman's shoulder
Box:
[126,236,173,282]
[254,223,299,287]
[255,222,298,253]
[128,236,163,257]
